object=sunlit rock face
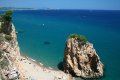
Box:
[0,24,20,80]
[64,37,104,78]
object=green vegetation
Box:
[0,58,9,69]
[5,35,12,41]
[0,10,13,22]
[0,34,12,43]
[0,34,6,43]
[0,50,9,69]
[68,34,87,44]
[0,10,13,34]
[0,50,4,59]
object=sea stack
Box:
[63,34,104,78]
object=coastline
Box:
[10,22,72,80]
[0,23,73,80]
[0,19,101,80]
[2,10,120,80]
[14,55,73,80]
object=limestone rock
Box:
[64,36,104,78]
[0,24,20,80]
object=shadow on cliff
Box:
[57,61,106,80]
[57,61,64,71]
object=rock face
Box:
[64,37,104,78]
[0,24,20,80]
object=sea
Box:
[1,10,120,80]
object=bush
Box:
[0,10,13,22]
[5,35,12,41]
[0,10,13,34]
[68,34,87,44]
[0,50,4,59]
[0,58,9,69]
[0,34,6,43]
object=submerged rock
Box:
[44,41,51,45]
[63,34,104,78]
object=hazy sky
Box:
[0,0,120,10]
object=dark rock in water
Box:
[57,61,64,71]
[63,34,104,78]
[44,41,50,45]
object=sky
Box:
[0,0,120,10]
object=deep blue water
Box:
[1,10,120,80]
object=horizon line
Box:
[0,7,120,11]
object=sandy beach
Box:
[14,56,72,80]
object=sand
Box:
[14,56,72,80]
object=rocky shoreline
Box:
[0,11,104,80]
[0,23,72,80]
[0,24,104,80]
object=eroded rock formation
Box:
[0,24,20,80]
[64,35,104,78]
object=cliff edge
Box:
[0,23,20,80]
[0,11,72,80]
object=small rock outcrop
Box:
[64,34,104,78]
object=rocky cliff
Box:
[0,23,72,80]
[64,34,104,78]
[0,11,73,80]
[0,24,20,80]
[0,10,72,80]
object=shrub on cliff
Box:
[0,34,6,43]
[5,35,12,41]
[68,34,87,44]
[0,58,9,69]
[0,10,13,34]
[0,51,9,69]
[0,10,13,22]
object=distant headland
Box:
[0,7,35,11]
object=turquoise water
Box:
[3,10,120,80]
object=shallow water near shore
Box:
[1,10,120,80]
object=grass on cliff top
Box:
[0,10,13,35]
[68,34,87,44]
